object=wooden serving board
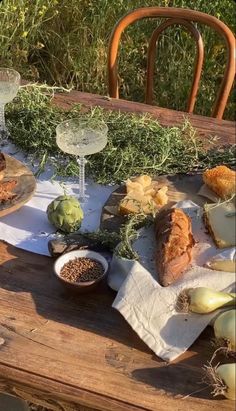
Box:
[100,172,205,232]
[0,154,36,217]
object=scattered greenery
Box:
[116,214,154,260]
[0,0,235,119]
[81,214,153,260]
[81,229,121,252]
[6,86,235,185]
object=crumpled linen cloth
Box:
[109,201,236,361]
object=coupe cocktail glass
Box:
[56,118,108,201]
[0,68,21,143]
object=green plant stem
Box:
[6,85,235,185]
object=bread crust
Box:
[155,208,195,286]
[0,152,6,181]
[0,152,6,171]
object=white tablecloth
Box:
[0,143,116,255]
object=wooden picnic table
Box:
[0,92,235,411]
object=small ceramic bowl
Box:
[54,249,109,294]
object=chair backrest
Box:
[108,7,235,119]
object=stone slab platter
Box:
[0,154,36,218]
[100,172,205,232]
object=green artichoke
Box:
[47,195,83,233]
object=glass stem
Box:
[0,103,9,145]
[78,156,87,200]
[0,104,6,132]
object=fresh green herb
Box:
[6,85,235,185]
[115,214,153,260]
[204,194,236,212]
[81,229,121,252]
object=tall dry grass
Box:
[0,0,235,118]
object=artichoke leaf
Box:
[47,195,84,233]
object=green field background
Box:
[0,0,235,119]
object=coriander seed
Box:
[60,257,104,283]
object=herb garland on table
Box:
[6,84,235,185]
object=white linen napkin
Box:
[110,201,236,361]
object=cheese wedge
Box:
[126,179,144,194]
[204,202,236,248]
[119,175,168,215]
[153,186,168,207]
[119,190,157,215]
[134,175,152,187]
[119,198,140,215]
[144,184,156,197]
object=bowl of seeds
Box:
[54,249,109,293]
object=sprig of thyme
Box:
[115,213,154,260]
[81,229,121,252]
[204,194,236,213]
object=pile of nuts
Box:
[60,257,104,283]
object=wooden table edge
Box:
[0,361,148,411]
[53,89,233,122]
[52,90,236,145]
[21,81,235,147]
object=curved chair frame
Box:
[146,18,204,113]
[108,7,235,119]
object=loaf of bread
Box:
[154,208,195,286]
[0,152,6,181]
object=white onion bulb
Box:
[215,363,236,400]
[214,310,236,351]
[181,287,236,314]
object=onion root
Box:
[204,362,228,398]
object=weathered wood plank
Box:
[0,241,234,411]
[53,90,235,147]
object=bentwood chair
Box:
[108,7,235,119]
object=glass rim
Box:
[0,67,21,79]
[56,118,108,133]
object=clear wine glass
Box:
[0,68,21,144]
[56,118,108,202]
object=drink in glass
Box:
[0,68,21,143]
[56,118,108,201]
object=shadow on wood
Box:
[0,241,233,409]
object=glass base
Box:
[78,193,89,204]
[0,127,10,146]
